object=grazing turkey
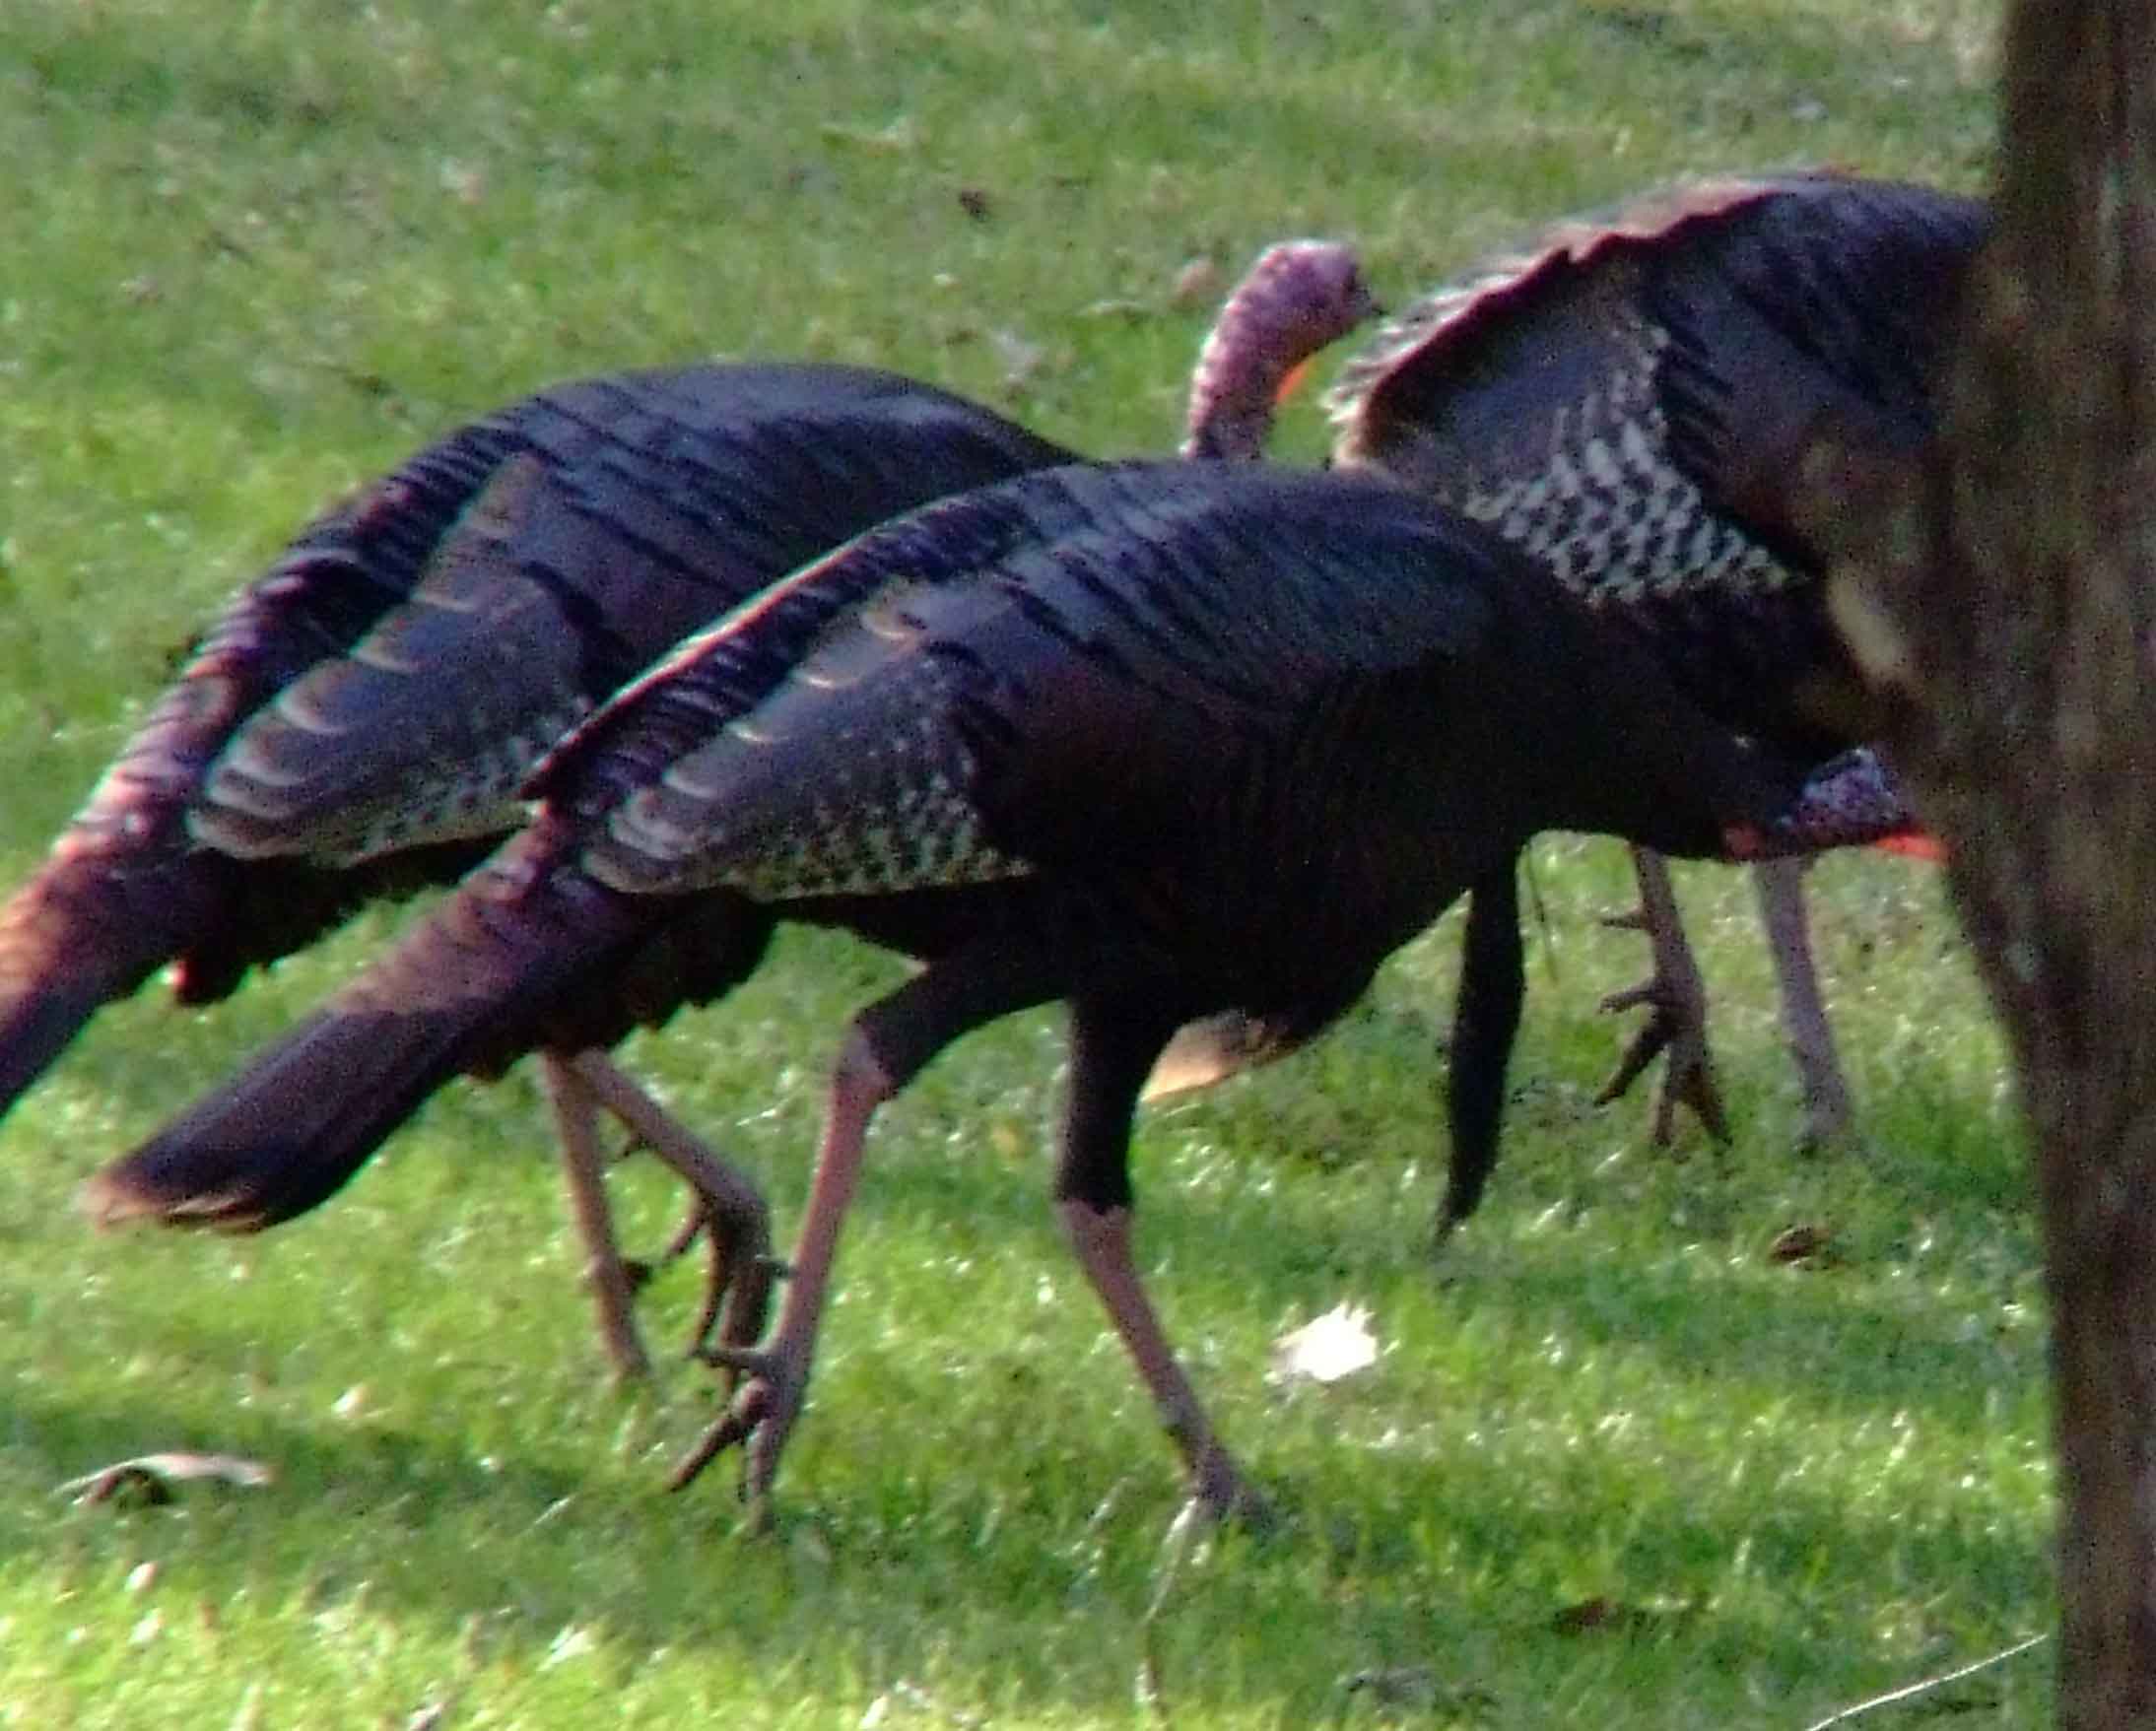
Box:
[87,459,1878,1520]
[12,246,1372,1375]
[0,363,1072,1376]
[1316,171,1979,1153]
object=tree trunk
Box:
[1819,3,2156,1722]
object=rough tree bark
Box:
[1818,1,2156,1722]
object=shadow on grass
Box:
[3,1331,2046,1726]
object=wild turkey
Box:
[1301,171,1978,1155]
[0,364,1072,1376]
[87,459,1881,1520]
[9,246,1372,1375]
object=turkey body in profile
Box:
[16,243,1374,1377]
[0,362,1076,1375]
[88,459,1872,1519]
[1173,172,1984,1171]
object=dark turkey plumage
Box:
[24,243,1374,1376]
[87,459,1870,1518]
[2,362,1070,1027]
[1178,172,1979,1166]
[4,361,1077,1374]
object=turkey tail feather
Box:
[81,857,644,1232]
[81,1000,479,1232]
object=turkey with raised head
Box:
[1167,173,1977,1168]
[19,246,1373,1376]
[87,459,1873,1522]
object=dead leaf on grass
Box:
[58,1452,275,1507]
[1768,1224,1839,1267]
[1269,1301,1379,1385]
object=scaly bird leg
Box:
[1057,1200,1271,1527]
[670,939,1075,1515]
[540,1053,652,1384]
[670,1030,890,1518]
[564,1049,780,1364]
[1595,846,1729,1146]
[1057,992,1274,1529]
[1749,858,1853,1147]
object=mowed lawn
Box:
[0,2,2043,1726]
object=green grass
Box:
[0,0,2046,1724]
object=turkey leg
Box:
[563,1049,780,1360]
[1054,991,1272,1527]
[669,939,1065,1515]
[1750,858,1854,1146]
[1596,845,1731,1145]
[540,1049,776,1382]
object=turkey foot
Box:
[623,1206,791,1372]
[666,1033,890,1512]
[669,1332,813,1520]
[568,1051,780,1364]
[1593,848,1730,1146]
[544,1051,778,1383]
